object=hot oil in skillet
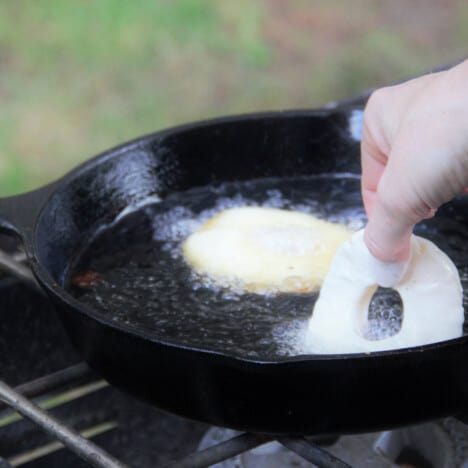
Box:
[66,176,468,359]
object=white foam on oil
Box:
[150,186,364,297]
[272,319,310,356]
[145,178,380,355]
[145,179,404,356]
[152,190,363,257]
[273,298,403,357]
[364,303,402,341]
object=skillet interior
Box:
[63,174,468,360]
[65,174,369,360]
[31,110,468,435]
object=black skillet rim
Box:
[27,108,468,364]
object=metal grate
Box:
[0,367,351,468]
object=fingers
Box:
[361,127,386,217]
[363,143,436,262]
[363,128,447,261]
[360,72,446,263]
[360,97,390,217]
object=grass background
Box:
[0,0,466,196]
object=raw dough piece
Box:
[307,230,464,354]
[183,207,352,294]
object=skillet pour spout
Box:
[0,108,468,436]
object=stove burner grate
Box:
[0,365,350,468]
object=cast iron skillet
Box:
[0,108,467,436]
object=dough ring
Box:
[183,206,351,294]
[307,230,464,354]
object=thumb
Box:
[363,160,435,262]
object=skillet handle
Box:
[0,181,60,244]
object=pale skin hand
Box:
[361,59,468,263]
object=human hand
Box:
[361,60,468,263]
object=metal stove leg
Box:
[0,380,127,468]
[164,432,273,468]
[279,437,352,468]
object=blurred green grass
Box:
[0,0,466,196]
